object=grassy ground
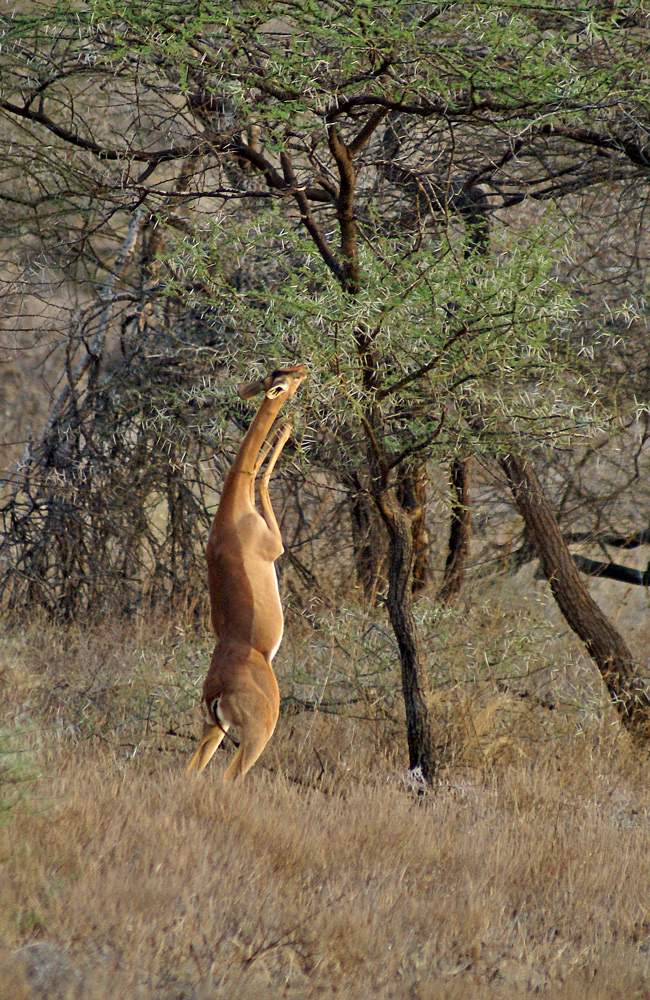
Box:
[2,587,650,999]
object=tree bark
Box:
[438,457,472,604]
[396,463,431,596]
[375,485,447,781]
[572,554,650,587]
[325,116,444,776]
[501,452,650,743]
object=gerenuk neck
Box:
[220,393,286,496]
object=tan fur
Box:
[187,366,306,781]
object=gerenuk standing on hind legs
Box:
[187,365,306,782]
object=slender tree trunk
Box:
[397,463,431,596]
[438,457,472,604]
[501,452,650,743]
[321,119,444,776]
[375,485,448,780]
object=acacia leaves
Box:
[166,197,602,465]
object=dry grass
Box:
[2,598,650,999]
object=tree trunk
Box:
[501,452,650,743]
[375,485,447,781]
[396,463,431,596]
[438,457,472,604]
[343,472,387,601]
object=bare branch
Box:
[0,98,204,163]
[327,124,360,294]
[280,151,345,285]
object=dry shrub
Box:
[411,594,616,773]
[0,592,631,780]
[428,687,535,768]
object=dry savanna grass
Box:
[2,592,650,1000]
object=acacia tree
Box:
[3,1,650,775]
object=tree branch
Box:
[280,151,345,285]
[539,123,650,169]
[388,409,446,470]
[348,108,390,156]
[0,98,203,163]
[572,554,650,587]
[328,124,360,294]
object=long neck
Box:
[221,393,285,495]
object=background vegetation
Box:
[2,1,650,996]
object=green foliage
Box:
[1,0,650,618]
[6,1,647,131]
[166,196,605,466]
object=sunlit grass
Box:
[2,593,650,998]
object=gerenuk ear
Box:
[238,376,272,400]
